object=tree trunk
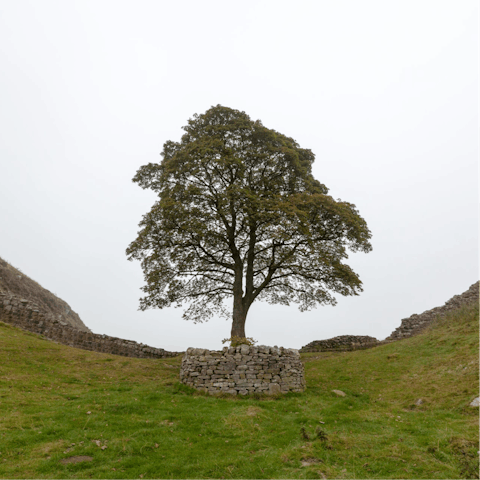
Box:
[231,300,247,338]
[231,266,247,338]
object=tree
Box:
[127,105,372,339]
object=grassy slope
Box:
[0,304,478,479]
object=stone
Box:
[386,282,479,341]
[300,281,479,349]
[414,398,423,406]
[301,335,378,353]
[180,345,305,395]
[240,345,250,355]
[332,390,346,397]
[469,397,479,407]
[269,383,281,395]
[0,291,181,360]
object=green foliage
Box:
[221,336,257,347]
[127,105,372,334]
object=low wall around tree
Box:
[0,291,180,359]
[180,345,305,395]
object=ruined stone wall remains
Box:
[180,345,305,395]
[300,335,378,353]
[386,281,479,341]
[0,291,180,359]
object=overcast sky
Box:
[0,1,478,351]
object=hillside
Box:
[0,256,90,332]
[0,301,477,479]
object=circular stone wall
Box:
[180,345,305,395]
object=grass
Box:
[0,303,478,479]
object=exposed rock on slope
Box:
[0,256,91,332]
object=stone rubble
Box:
[180,345,305,395]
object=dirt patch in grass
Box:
[245,406,262,417]
[31,440,67,457]
[59,456,93,465]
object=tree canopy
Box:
[127,105,372,339]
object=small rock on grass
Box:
[332,390,346,397]
[469,397,479,407]
[415,399,423,406]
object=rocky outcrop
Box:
[0,291,180,359]
[180,345,305,395]
[386,281,479,341]
[300,335,378,353]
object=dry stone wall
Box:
[180,345,305,395]
[386,281,479,340]
[0,256,91,332]
[0,290,180,359]
[300,281,479,352]
[300,335,378,353]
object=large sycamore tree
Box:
[127,105,372,339]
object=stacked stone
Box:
[387,281,479,341]
[180,345,305,395]
[300,335,378,353]
[0,291,180,359]
[0,258,91,332]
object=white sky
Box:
[0,0,478,351]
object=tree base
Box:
[180,345,306,395]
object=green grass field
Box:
[0,303,478,479]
